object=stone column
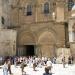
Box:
[35,44,39,56]
[69,31,73,42]
[36,44,42,57]
[68,17,74,42]
[69,17,75,58]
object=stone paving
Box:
[0,64,75,75]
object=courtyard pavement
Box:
[0,64,75,75]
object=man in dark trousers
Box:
[20,60,27,75]
[8,59,12,75]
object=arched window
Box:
[27,5,32,16]
[68,0,74,11]
[44,2,49,14]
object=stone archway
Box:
[38,31,56,58]
[17,31,36,56]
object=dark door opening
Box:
[25,45,35,56]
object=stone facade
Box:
[1,0,75,58]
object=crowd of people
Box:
[2,55,74,75]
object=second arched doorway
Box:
[38,31,57,58]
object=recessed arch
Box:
[37,27,58,43]
[44,2,49,14]
[18,31,36,45]
[37,31,57,58]
[17,31,36,56]
[38,31,56,45]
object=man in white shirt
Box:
[46,58,52,72]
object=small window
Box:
[44,2,49,14]
[27,5,32,16]
[1,16,5,24]
[68,0,74,11]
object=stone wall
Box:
[0,29,17,56]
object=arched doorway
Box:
[18,32,36,56]
[25,45,35,56]
[38,31,56,58]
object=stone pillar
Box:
[68,17,75,42]
[36,44,42,57]
[35,44,40,57]
[69,31,73,42]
